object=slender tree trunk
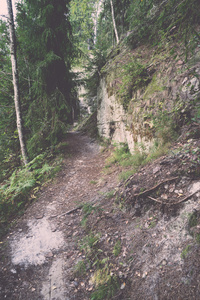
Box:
[93,0,103,45]
[110,0,119,44]
[6,0,28,165]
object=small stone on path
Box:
[35,213,44,219]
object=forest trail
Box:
[0,132,119,300]
[1,129,200,300]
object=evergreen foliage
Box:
[126,0,200,48]
[70,0,96,52]
[15,0,77,158]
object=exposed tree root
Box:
[133,176,179,198]
[148,190,200,206]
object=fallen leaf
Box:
[122,247,127,257]
[142,272,148,278]
[135,271,141,277]
[120,282,126,289]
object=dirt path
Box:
[0,132,118,300]
[1,130,200,300]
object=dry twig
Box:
[49,205,83,218]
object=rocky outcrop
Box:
[97,78,148,153]
[97,45,200,153]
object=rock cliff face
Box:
[97,44,200,152]
[97,78,137,152]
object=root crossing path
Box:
[0,132,118,300]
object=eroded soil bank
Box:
[0,129,200,300]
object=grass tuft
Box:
[113,240,121,257]
[105,140,171,182]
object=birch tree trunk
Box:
[93,0,103,45]
[110,0,119,44]
[6,0,28,165]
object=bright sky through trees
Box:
[0,0,17,19]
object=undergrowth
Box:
[81,203,102,228]
[76,231,121,300]
[181,244,191,259]
[118,59,150,109]
[79,232,101,257]
[74,260,87,276]
[106,140,170,182]
[0,153,60,238]
[76,205,123,299]
[113,240,121,257]
[91,272,119,300]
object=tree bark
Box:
[6,0,28,165]
[93,0,103,45]
[110,0,119,44]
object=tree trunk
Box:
[93,0,103,45]
[110,0,119,44]
[6,0,28,165]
